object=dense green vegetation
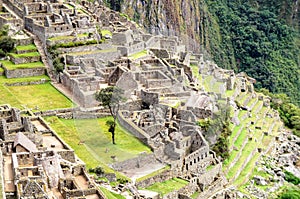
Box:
[197,103,231,159]
[205,0,300,105]
[0,25,15,57]
[259,89,300,136]
[277,187,300,199]
[284,171,300,185]
[145,178,189,196]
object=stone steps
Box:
[24,29,55,81]
[226,137,249,174]
[231,146,257,182]
[252,100,263,115]
[242,93,254,107]
[229,125,244,149]
[248,96,258,110]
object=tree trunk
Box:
[112,131,115,144]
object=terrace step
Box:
[231,145,257,183]
[24,29,55,81]
[226,136,249,174]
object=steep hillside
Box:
[104,0,300,105]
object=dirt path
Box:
[4,155,15,192]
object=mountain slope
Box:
[104,0,300,105]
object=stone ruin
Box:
[0,105,106,199]
[0,0,265,198]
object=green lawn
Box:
[129,50,147,59]
[0,60,44,70]
[99,187,125,199]
[0,77,73,110]
[44,116,151,168]
[145,178,189,196]
[15,44,37,51]
[9,51,40,58]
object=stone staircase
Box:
[24,29,56,81]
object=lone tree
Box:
[95,86,125,144]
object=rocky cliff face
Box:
[104,0,300,104]
[109,0,299,54]
[116,0,213,53]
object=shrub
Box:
[284,171,300,185]
[277,188,300,199]
[94,166,104,175]
[0,36,15,53]
[0,49,5,58]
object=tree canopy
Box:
[95,86,126,144]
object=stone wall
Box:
[117,111,150,145]
[0,15,22,28]
[4,67,45,78]
[3,0,23,18]
[141,89,159,107]
[111,153,157,172]
[135,169,174,188]
[9,55,41,65]
[57,150,76,163]
[117,41,145,56]
[5,79,49,86]
[66,50,120,64]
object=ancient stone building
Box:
[0,105,106,199]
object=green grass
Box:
[48,33,88,41]
[0,67,3,74]
[228,125,243,146]
[226,90,235,97]
[233,153,260,186]
[0,60,44,70]
[233,128,248,149]
[0,77,73,110]
[44,116,151,168]
[67,48,117,56]
[202,75,213,91]
[99,187,126,199]
[246,97,257,108]
[145,178,189,196]
[128,50,147,59]
[9,52,40,58]
[189,64,203,88]
[227,141,256,179]
[0,75,49,84]
[190,192,200,199]
[65,4,74,9]
[136,165,170,182]
[223,150,238,167]
[252,100,263,113]
[101,29,112,37]
[15,44,37,52]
